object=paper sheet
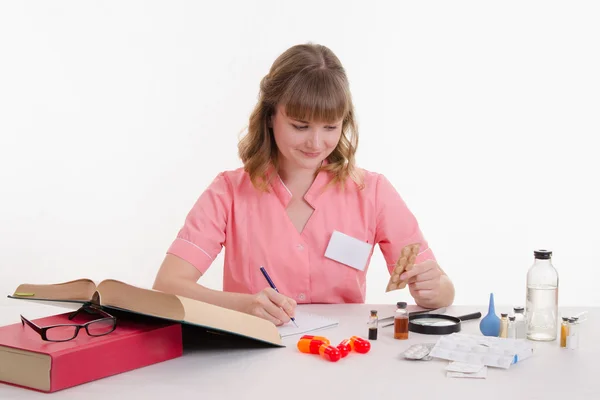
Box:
[277,311,338,338]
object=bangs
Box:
[281,69,349,124]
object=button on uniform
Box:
[298,293,306,301]
[297,244,304,250]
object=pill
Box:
[349,336,371,354]
[300,335,330,345]
[337,339,351,358]
[297,338,326,354]
[319,344,341,362]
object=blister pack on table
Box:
[428,333,534,369]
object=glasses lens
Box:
[87,319,115,336]
[46,325,78,341]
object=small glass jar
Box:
[513,306,527,339]
[368,310,378,340]
[508,316,516,338]
[394,302,409,340]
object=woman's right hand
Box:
[242,287,297,326]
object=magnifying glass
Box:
[409,312,482,335]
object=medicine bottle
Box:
[567,317,579,349]
[560,317,569,348]
[513,306,526,339]
[368,310,378,340]
[526,250,559,341]
[499,313,508,338]
[394,302,409,340]
[508,316,516,338]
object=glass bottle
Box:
[560,317,569,348]
[567,317,579,349]
[526,249,559,341]
[394,302,409,340]
[368,310,378,340]
[513,306,527,339]
[499,313,508,338]
[508,316,516,338]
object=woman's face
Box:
[270,104,343,171]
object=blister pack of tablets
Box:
[429,333,534,369]
[386,243,420,292]
[400,343,436,361]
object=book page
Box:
[10,279,97,302]
[277,310,338,338]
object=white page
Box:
[277,310,338,338]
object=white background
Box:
[1,1,599,310]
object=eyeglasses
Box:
[21,304,116,342]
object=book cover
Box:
[0,309,182,393]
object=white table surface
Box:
[0,300,598,399]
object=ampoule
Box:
[560,317,569,348]
[508,316,516,339]
[567,317,579,349]
[499,313,508,338]
[394,302,409,340]
[513,307,527,339]
[368,310,378,340]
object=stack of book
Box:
[0,277,285,393]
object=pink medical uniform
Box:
[167,166,436,304]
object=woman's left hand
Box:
[399,259,444,305]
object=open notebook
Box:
[277,310,338,338]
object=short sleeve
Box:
[373,174,436,275]
[166,172,231,274]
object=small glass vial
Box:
[513,307,527,339]
[567,317,579,349]
[560,317,569,348]
[394,302,409,340]
[368,310,378,340]
[526,249,559,341]
[508,316,516,338]
[499,313,508,338]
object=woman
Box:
[152,43,455,326]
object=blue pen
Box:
[259,266,298,327]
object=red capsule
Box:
[297,338,326,354]
[318,343,342,362]
[300,335,330,344]
[349,336,371,354]
[337,339,351,358]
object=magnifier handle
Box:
[458,312,482,321]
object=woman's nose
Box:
[306,129,321,148]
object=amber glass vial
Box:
[560,317,569,348]
[394,317,409,339]
[394,302,409,339]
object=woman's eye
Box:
[293,124,308,130]
[325,126,337,130]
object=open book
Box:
[7,279,283,347]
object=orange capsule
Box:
[318,343,341,362]
[349,336,371,354]
[297,338,325,354]
[337,339,351,358]
[300,335,330,344]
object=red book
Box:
[0,310,182,393]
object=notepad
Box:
[277,311,338,338]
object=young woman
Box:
[152,43,455,326]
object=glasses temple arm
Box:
[20,315,43,335]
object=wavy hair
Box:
[238,43,362,192]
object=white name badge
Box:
[324,230,373,271]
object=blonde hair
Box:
[238,43,362,192]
